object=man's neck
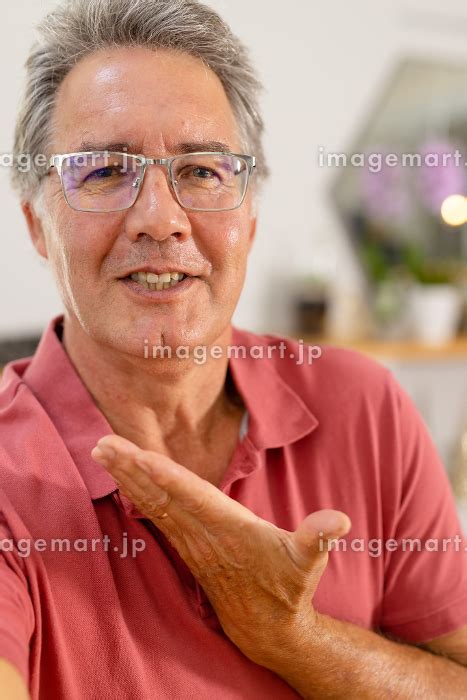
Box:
[61,317,240,454]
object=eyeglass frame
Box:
[47,150,256,213]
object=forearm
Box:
[0,659,30,700]
[260,613,467,699]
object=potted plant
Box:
[402,246,464,344]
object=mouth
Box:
[118,268,199,300]
[123,270,189,291]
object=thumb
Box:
[292,509,351,563]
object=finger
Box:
[94,434,251,526]
[92,440,174,519]
[292,509,352,564]
[112,465,173,518]
[94,434,217,516]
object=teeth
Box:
[128,271,187,290]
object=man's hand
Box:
[91,434,350,667]
[92,435,467,698]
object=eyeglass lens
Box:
[60,152,249,212]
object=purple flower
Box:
[417,139,465,214]
[360,146,411,224]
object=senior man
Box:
[2,0,467,698]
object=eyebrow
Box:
[77,140,233,154]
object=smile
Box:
[125,271,187,291]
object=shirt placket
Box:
[114,441,261,627]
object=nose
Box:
[123,165,192,243]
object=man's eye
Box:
[191,167,216,179]
[85,167,120,181]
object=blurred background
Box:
[3,0,467,520]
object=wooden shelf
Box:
[300,335,467,361]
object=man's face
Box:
[27,47,257,355]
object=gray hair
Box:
[11,0,269,201]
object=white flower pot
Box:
[408,284,463,345]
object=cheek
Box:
[194,214,250,273]
[221,223,251,282]
[225,225,244,250]
[46,207,118,296]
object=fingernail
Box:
[94,444,116,460]
[92,446,106,461]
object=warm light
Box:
[440,195,467,227]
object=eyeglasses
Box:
[48,151,256,213]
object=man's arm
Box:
[425,624,467,664]
[0,659,29,700]
[0,515,35,700]
[263,615,467,699]
[94,435,467,699]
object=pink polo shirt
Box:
[1,316,467,699]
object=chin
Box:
[106,315,217,359]
[71,291,230,358]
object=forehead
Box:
[52,46,240,153]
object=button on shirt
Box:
[0,316,467,699]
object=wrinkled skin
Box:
[23,45,351,669]
[24,47,258,356]
[92,435,351,668]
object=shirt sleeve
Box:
[0,519,35,687]
[380,377,467,643]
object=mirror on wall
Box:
[331,58,467,340]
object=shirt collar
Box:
[20,316,118,501]
[229,326,318,450]
[13,316,318,502]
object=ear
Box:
[21,200,48,260]
[247,212,257,253]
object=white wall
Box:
[3,0,467,338]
